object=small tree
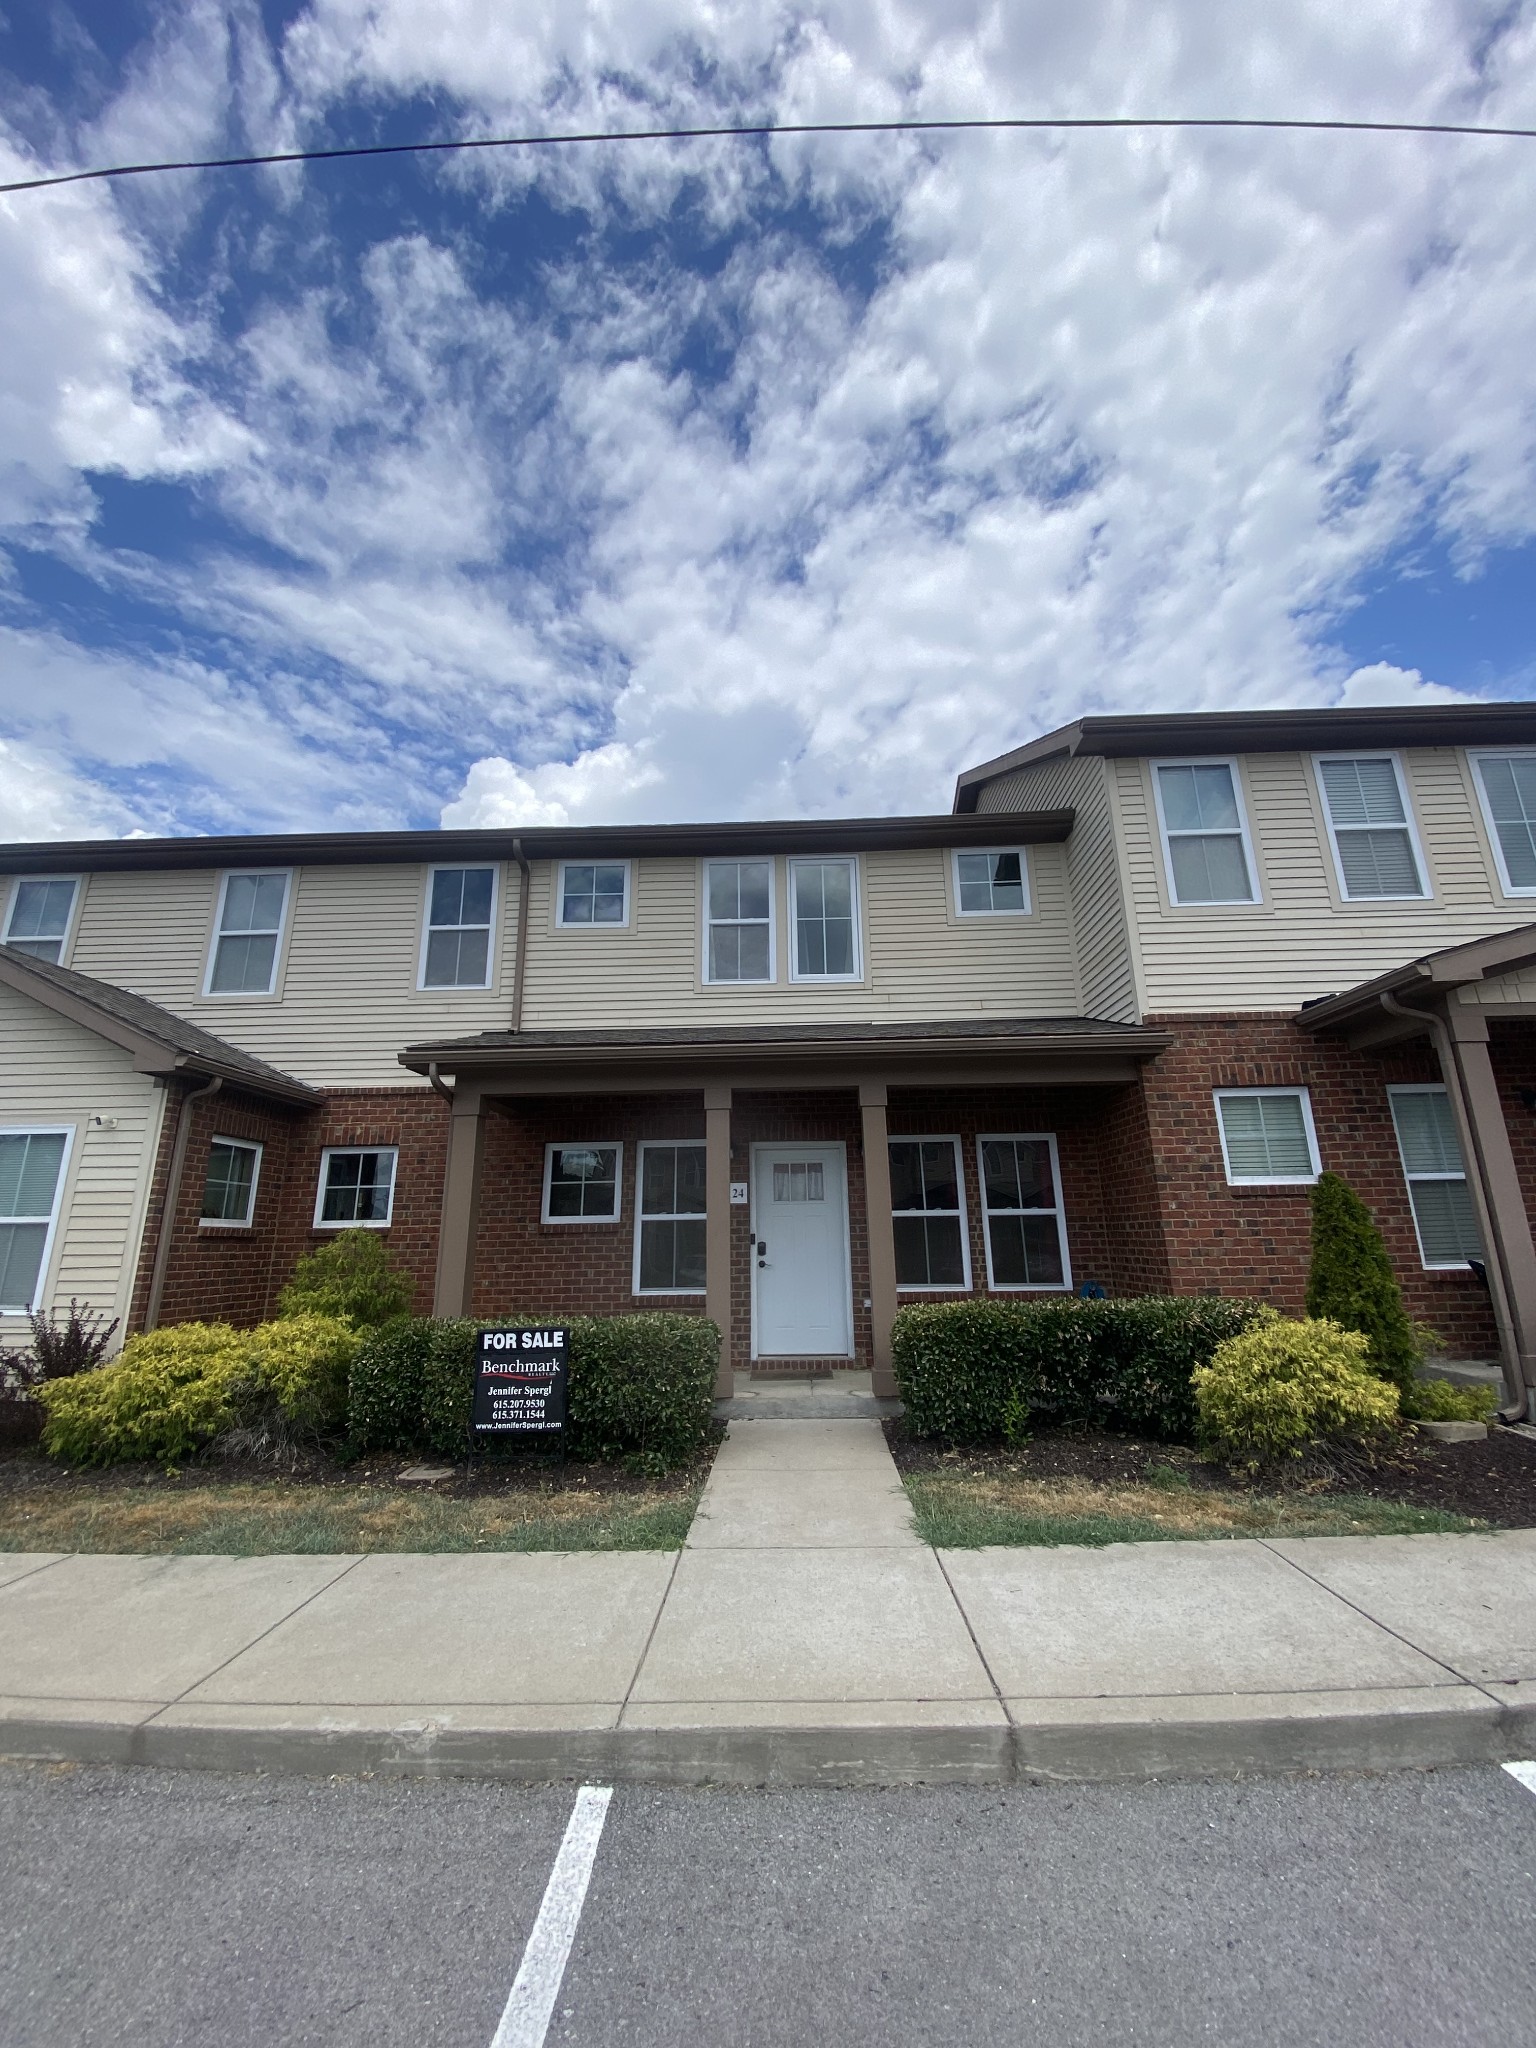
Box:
[277,1229,414,1329]
[1305,1172,1419,1397]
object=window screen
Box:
[201,1140,260,1225]
[316,1147,397,1227]
[1389,1089,1482,1268]
[635,1143,707,1292]
[209,872,289,993]
[1214,1091,1319,1183]
[1316,758,1425,898]
[705,860,772,981]
[889,1138,967,1288]
[4,878,77,963]
[423,867,494,987]
[560,863,628,925]
[978,1136,1068,1289]
[0,1130,69,1312]
[954,851,1028,914]
[1154,764,1255,904]
[1476,756,1536,892]
[545,1144,620,1221]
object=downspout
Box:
[143,1073,222,1332]
[427,1061,454,1105]
[510,836,532,1033]
[1380,990,1529,1420]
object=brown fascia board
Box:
[1296,920,1536,1035]
[0,810,1074,876]
[954,702,1536,811]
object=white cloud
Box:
[0,737,136,841]
[442,742,664,826]
[1336,662,1474,707]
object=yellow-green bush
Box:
[1403,1376,1499,1423]
[39,1315,358,1466]
[1193,1314,1400,1469]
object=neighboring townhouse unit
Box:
[6,701,1536,1416]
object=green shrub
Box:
[1193,1315,1400,1468]
[348,1313,719,1472]
[248,1314,359,1436]
[1402,1376,1499,1423]
[1306,1172,1419,1396]
[277,1229,415,1329]
[891,1294,1268,1444]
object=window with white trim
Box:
[207,871,291,994]
[953,850,1030,916]
[558,861,629,927]
[4,876,79,963]
[1388,1086,1482,1269]
[1471,753,1536,895]
[421,866,496,987]
[1152,762,1256,904]
[543,1143,622,1223]
[634,1141,706,1293]
[977,1135,1070,1290]
[889,1137,969,1290]
[0,1127,71,1313]
[314,1146,397,1228]
[1315,756,1427,899]
[1213,1089,1321,1185]
[788,857,860,980]
[200,1138,262,1227]
[704,859,773,982]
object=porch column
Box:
[433,1083,486,1319]
[860,1080,899,1398]
[1441,1005,1536,1411]
[704,1083,734,1397]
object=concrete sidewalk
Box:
[4,1418,1536,1786]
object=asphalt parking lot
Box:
[4,1760,1536,2047]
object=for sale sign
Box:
[472,1326,569,1435]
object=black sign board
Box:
[472,1326,569,1435]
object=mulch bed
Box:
[884,1418,1536,1526]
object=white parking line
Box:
[1501,1761,1536,1796]
[490,1785,613,2048]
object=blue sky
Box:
[0,0,1533,839]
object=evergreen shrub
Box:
[278,1228,415,1329]
[348,1313,719,1472]
[892,1294,1268,1444]
[1305,1172,1419,1396]
[1402,1376,1499,1423]
[1193,1315,1400,1468]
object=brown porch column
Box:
[860,1080,899,1397]
[433,1083,486,1319]
[705,1083,734,1397]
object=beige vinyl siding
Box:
[974,755,1138,1021]
[1119,747,1532,1013]
[66,863,523,1089]
[0,982,164,1354]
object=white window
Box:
[542,1143,622,1223]
[977,1135,1071,1291]
[206,870,291,995]
[952,850,1030,916]
[1151,761,1257,905]
[1471,753,1536,896]
[788,857,861,981]
[200,1138,262,1228]
[704,859,774,982]
[0,1126,73,1314]
[420,866,496,988]
[1314,756,1427,899]
[314,1146,397,1228]
[4,876,79,964]
[890,1137,970,1290]
[557,860,630,928]
[633,1141,707,1293]
[1388,1086,1483,1270]
[1213,1089,1321,1185]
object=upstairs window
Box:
[789,858,860,980]
[4,877,79,963]
[1214,1089,1320,1185]
[704,859,773,982]
[0,1127,71,1313]
[543,1143,621,1223]
[1472,753,1536,895]
[315,1146,397,1228]
[421,866,496,988]
[1315,756,1427,899]
[890,1137,969,1290]
[1152,762,1256,904]
[558,861,629,927]
[1388,1087,1482,1269]
[953,850,1030,915]
[207,871,291,995]
[200,1139,262,1227]
[634,1141,706,1293]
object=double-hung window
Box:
[543,1144,621,1223]
[207,871,291,994]
[634,1141,706,1293]
[977,1135,1070,1290]
[1471,753,1536,895]
[1213,1089,1320,1185]
[889,1137,969,1290]
[704,859,773,982]
[315,1146,397,1228]
[953,850,1030,915]
[1314,756,1427,899]
[1388,1086,1482,1269]
[421,866,496,987]
[4,877,79,963]
[788,858,860,980]
[0,1127,72,1313]
[1152,762,1256,904]
[200,1139,262,1227]
[558,861,629,927]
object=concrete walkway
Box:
[4,1417,1536,1786]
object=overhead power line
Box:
[2,113,1535,198]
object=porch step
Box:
[714,1368,902,1422]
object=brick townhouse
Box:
[6,702,1536,1416]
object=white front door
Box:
[751,1143,852,1358]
